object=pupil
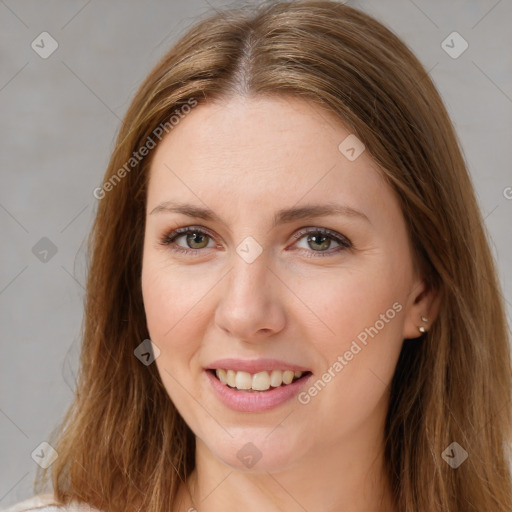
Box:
[309,234,329,250]
[188,232,207,248]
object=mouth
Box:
[207,368,313,392]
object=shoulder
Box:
[1,494,100,512]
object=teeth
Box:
[282,370,294,385]
[235,371,252,390]
[214,369,304,391]
[270,370,282,387]
[226,369,236,387]
[216,368,227,384]
[252,371,271,391]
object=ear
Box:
[401,275,442,340]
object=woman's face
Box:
[141,95,428,472]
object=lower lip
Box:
[204,370,313,412]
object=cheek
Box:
[141,258,206,419]
[141,255,211,344]
[293,259,407,418]
[141,264,195,381]
[294,259,406,352]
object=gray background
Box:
[1,0,511,507]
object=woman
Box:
[6,1,511,511]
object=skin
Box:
[141,95,439,512]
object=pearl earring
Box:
[418,316,429,333]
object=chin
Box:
[206,432,307,473]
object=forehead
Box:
[151,95,363,173]
[146,95,395,224]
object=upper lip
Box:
[206,358,311,374]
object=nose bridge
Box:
[227,242,272,305]
[214,241,285,338]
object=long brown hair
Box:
[36,1,512,510]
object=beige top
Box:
[1,494,100,512]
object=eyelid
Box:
[160,225,218,253]
[159,224,214,240]
[290,227,351,246]
[160,225,353,256]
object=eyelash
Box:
[159,225,353,258]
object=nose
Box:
[214,250,287,343]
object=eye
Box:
[159,226,216,256]
[159,226,352,257]
[290,227,352,257]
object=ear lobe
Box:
[401,278,442,340]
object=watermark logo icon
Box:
[442,441,468,468]
[31,32,59,59]
[441,32,468,59]
[31,441,58,468]
[134,339,161,365]
[236,236,263,264]
[338,134,365,161]
[32,237,58,263]
[236,442,262,468]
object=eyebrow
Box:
[149,201,371,228]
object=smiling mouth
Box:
[208,368,312,392]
